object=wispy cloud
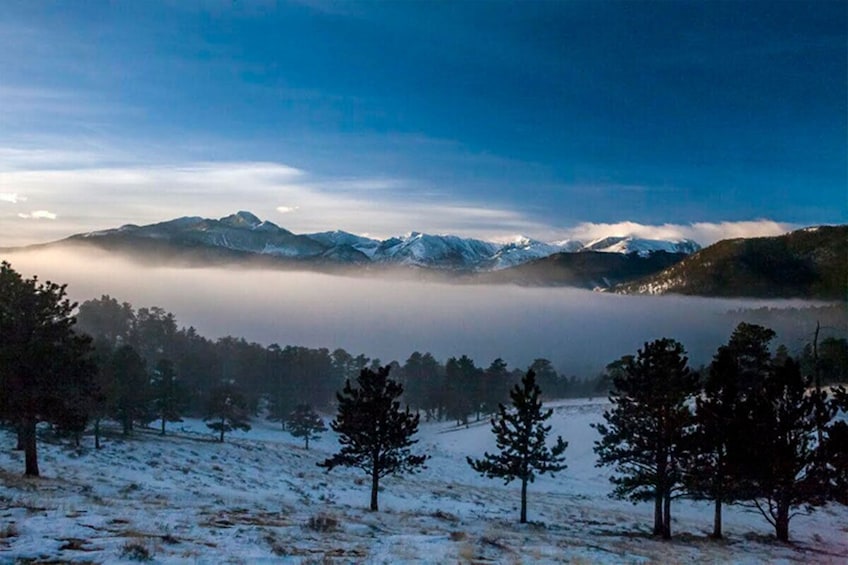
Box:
[0,192,27,204]
[18,210,57,220]
[562,220,794,246]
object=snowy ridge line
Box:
[72,211,703,272]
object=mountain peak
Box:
[220,211,262,228]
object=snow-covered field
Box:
[1,399,846,563]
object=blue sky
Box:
[0,0,845,246]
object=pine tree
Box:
[319,366,427,511]
[738,357,834,541]
[205,383,251,442]
[593,338,698,539]
[0,262,98,476]
[286,404,327,449]
[109,345,151,435]
[467,369,567,523]
[686,322,775,538]
[151,359,186,435]
[445,355,479,425]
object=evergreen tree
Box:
[53,331,99,447]
[529,358,563,399]
[0,263,100,473]
[109,344,151,435]
[445,355,480,425]
[0,262,98,475]
[686,322,775,538]
[738,357,834,541]
[467,369,567,523]
[150,359,186,435]
[286,403,327,449]
[821,386,848,504]
[319,366,427,511]
[481,358,512,416]
[76,295,135,346]
[205,383,251,442]
[593,338,698,539]
[265,343,292,429]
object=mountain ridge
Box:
[5,212,841,299]
[56,211,703,273]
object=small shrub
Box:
[306,514,339,533]
[120,541,152,561]
[0,523,18,539]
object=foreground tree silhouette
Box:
[686,323,776,539]
[319,366,427,511]
[737,357,834,542]
[0,262,97,476]
[467,369,567,523]
[286,403,326,449]
[593,338,698,539]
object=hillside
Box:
[1,400,845,563]
[614,225,848,300]
[476,250,688,289]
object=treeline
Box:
[73,295,600,426]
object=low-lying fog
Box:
[2,248,832,376]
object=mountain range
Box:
[64,211,701,272]
[6,212,844,299]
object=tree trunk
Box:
[653,491,663,536]
[305,436,310,450]
[712,498,723,539]
[662,493,672,539]
[161,416,166,436]
[15,424,24,450]
[775,502,790,542]
[520,477,528,524]
[23,417,39,477]
[94,418,101,450]
[219,417,225,443]
[370,466,380,512]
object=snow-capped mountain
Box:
[304,230,381,258]
[84,211,327,259]
[485,237,567,271]
[372,232,499,269]
[583,236,701,257]
[67,211,701,273]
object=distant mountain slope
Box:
[583,236,701,257]
[32,211,702,275]
[477,250,689,289]
[614,225,847,299]
[80,211,328,259]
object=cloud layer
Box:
[562,220,794,247]
[0,148,799,248]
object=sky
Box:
[1,0,845,247]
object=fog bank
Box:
[2,248,832,375]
